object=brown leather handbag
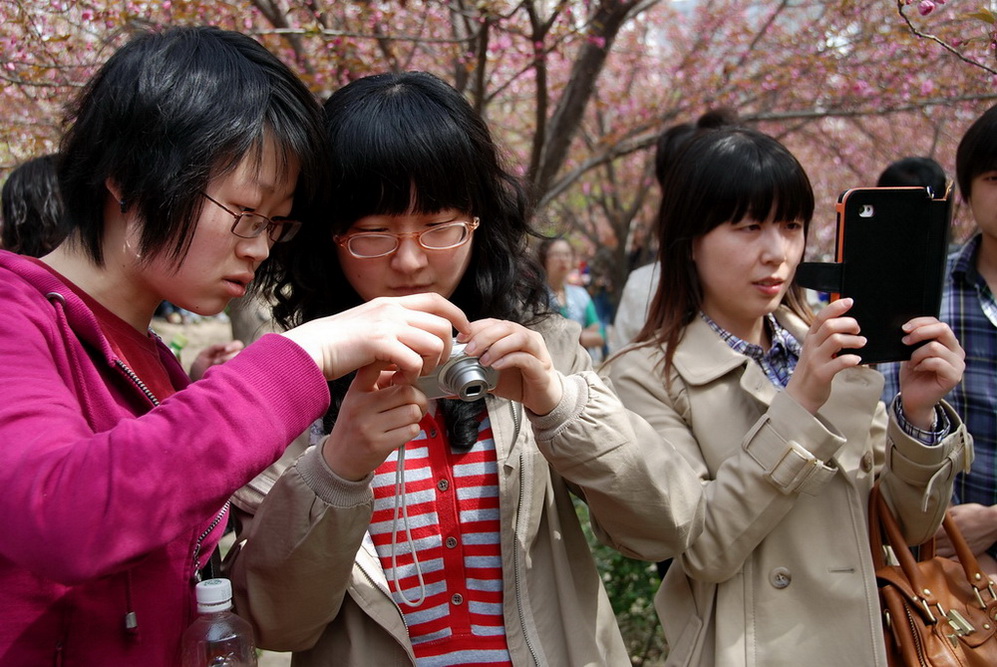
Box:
[870,484,997,666]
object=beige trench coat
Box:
[603,308,972,667]
[226,316,705,666]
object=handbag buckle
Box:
[946,608,976,636]
[973,581,997,609]
[921,598,937,623]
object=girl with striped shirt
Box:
[226,71,704,666]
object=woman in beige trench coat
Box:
[602,126,973,667]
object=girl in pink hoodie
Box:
[0,26,467,665]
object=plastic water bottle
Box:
[180,578,258,667]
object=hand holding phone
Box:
[795,186,952,364]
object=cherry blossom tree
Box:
[2,0,996,308]
[896,0,997,76]
[3,4,996,659]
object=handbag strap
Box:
[869,483,890,570]
[939,511,997,605]
[870,483,997,612]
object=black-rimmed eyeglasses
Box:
[201,192,302,244]
[334,218,479,259]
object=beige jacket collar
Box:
[671,307,809,401]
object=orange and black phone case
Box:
[795,186,952,364]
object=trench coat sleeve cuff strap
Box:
[527,372,585,440]
[743,391,844,496]
[296,444,375,508]
[886,401,973,511]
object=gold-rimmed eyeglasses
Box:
[201,192,302,244]
[334,218,480,259]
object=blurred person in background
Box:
[1,153,65,257]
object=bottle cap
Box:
[195,578,234,613]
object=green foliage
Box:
[574,498,668,666]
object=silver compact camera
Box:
[415,342,499,402]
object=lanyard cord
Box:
[390,443,427,607]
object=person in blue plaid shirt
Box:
[882,105,997,575]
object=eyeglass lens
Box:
[347,223,471,257]
[233,212,300,243]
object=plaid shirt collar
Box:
[699,312,800,388]
[950,234,980,285]
[951,234,997,327]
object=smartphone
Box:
[796,186,952,364]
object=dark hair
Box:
[655,122,696,187]
[654,108,740,187]
[956,104,997,202]
[58,26,327,270]
[877,156,948,198]
[271,71,550,449]
[638,126,815,377]
[1,154,65,257]
[273,71,548,328]
[696,107,740,130]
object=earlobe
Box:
[105,178,127,213]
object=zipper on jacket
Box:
[192,502,230,583]
[510,402,541,667]
[113,357,227,612]
[112,359,162,633]
[357,560,409,630]
[357,556,417,665]
[114,359,161,407]
[114,358,228,584]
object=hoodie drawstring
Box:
[123,570,139,637]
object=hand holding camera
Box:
[323,317,563,479]
[323,361,431,481]
[415,342,500,402]
[453,318,563,416]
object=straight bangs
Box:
[325,76,481,232]
[693,131,815,235]
[648,126,816,353]
[274,70,547,329]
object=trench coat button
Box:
[437,479,450,491]
[770,567,792,589]
[451,593,464,605]
[860,452,874,473]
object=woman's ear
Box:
[104,178,126,213]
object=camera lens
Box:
[443,358,493,402]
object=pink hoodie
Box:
[0,250,329,665]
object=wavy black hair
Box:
[637,126,815,378]
[269,71,550,448]
[271,71,548,328]
[1,154,65,257]
[58,26,327,271]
